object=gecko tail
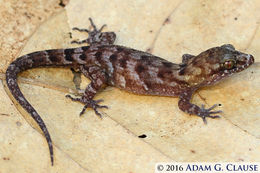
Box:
[5,55,54,166]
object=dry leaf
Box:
[1,0,259,172]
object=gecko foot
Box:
[66,95,108,118]
[199,104,222,124]
[71,18,116,45]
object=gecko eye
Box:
[223,60,236,69]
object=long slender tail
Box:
[5,49,70,166]
[6,63,54,165]
[6,47,90,165]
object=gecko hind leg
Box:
[66,65,108,118]
[71,18,116,46]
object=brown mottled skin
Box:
[5,18,254,165]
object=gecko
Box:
[5,18,254,165]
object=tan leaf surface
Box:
[0,0,259,172]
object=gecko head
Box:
[184,44,254,86]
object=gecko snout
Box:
[236,53,254,71]
[242,53,254,65]
[247,54,255,64]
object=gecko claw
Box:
[72,27,89,32]
[199,104,222,124]
[71,18,115,45]
[79,99,108,118]
[66,95,108,118]
[88,18,107,32]
[65,94,80,101]
[72,18,106,34]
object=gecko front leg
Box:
[178,91,222,124]
[66,65,108,117]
